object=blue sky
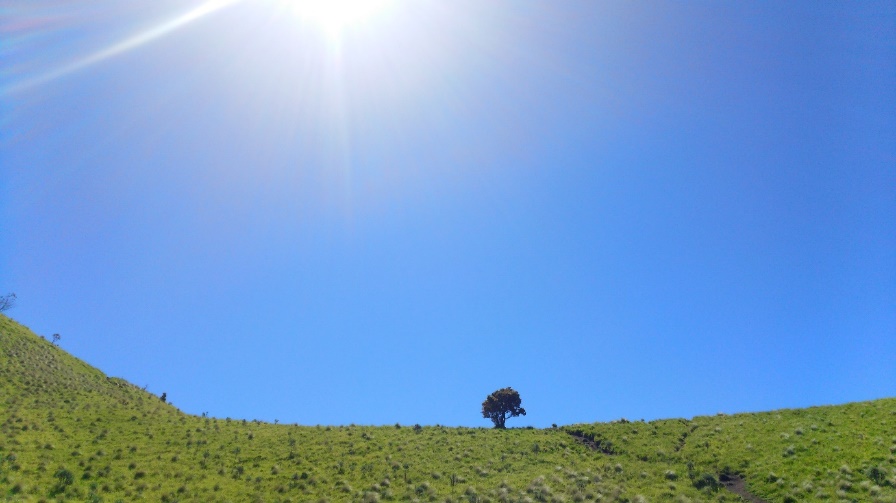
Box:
[2,0,894,427]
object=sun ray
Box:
[4,0,244,95]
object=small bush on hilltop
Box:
[0,293,16,312]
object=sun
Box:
[285,0,392,38]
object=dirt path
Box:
[564,430,768,503]
[720,474,769,503]
[674,425,697,451]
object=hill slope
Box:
[1,314,894,502]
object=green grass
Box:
[1,314,894,502]
[563,405,896,502]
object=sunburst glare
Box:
[3,0,244,95]
[278,0,393,39]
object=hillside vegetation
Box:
[1,314,894,502]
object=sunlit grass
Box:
[2,313,894,502]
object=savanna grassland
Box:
[1,314,894,502]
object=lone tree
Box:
[482,387,526,429]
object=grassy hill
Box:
[1,314,894,502]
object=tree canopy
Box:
[481,387,526,429]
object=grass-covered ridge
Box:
[1,314,894,502]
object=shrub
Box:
[866,466,886,485]
[53,467,75,494]
[692,473,719,490]
[0,293,16,312]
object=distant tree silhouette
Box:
[52,333,61,346]
[0,293,16,312]
[482,387,526,428]
[160,392,167,403]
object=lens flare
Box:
[3,0,243,95]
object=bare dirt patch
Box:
[720,473,769,503]
[565,431,616,455]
